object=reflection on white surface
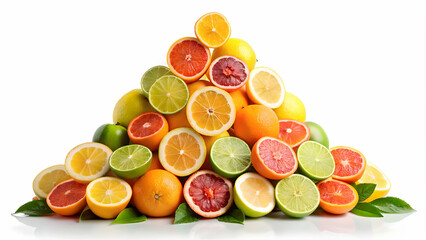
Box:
[11,209,416,240]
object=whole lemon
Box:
[273,92,306,122]
[212,38,256,70]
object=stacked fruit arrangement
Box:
[16,12,413,224]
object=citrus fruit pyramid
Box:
[17,12,413,224]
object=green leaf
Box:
[174,203,201,224]
[112,208,147,224]
[218,208,245,224]
[370,197,415,213]
[79,207,100,222]
[351,202,383,217]
[13,200,54,216]
[353,183,376,202]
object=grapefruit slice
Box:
[251,137,298,180]
[127,112,169,151]
[46,179,87,216]
[278,119,310,149]
[183,170,233,218]
[330,146,366,183]
[207,55,249,92]
[166,37,211,83]
[195,12,231,48]
[317,178,359,214]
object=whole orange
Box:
[229,87,249,111]
[132,169,183,217]
[233,105,279,147]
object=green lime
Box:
[305,121,329,148]
[140,65,173,98]
[297,141,335,181]
[209,136,251,178]
[275,174,320,218]
[109,145,152,179]
[92,123,129,151]
[148,75,189,114]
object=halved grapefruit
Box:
[183,170,233,218]
[317,178,359,214]
[46,179,87,216]
[330,146,366,183]
[127,112,169,151]
[278,119,310,149]
[207,55,249,92]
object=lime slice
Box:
[109,145,152,179]
[297,141,335,181]
[209,136,251,178]
[234,172,275,218]
[275,174,320,218]
[140,65,173,97]
[148,75,189,114]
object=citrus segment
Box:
[234,172,275,218]
[167,37,211,83]
[195,12,231,48]
[32,165,71,199]
[330,146,366,183]
[128,112,169,151]
[246,67,285,109]
[158,128,206,176]
[86,177,132,219]
[357,162,391,202]
[46,179,87,216]
[140,65,173,97]
[64,142,112,183]
[251,137,298,180]
[207,55,249,92]
[109,145,152,179]
[297,141,335,181]
[186,86,236,136]
[317,178,359,214]
[183,170,233,218]
[275,174,320,218]
[148,75,189,114]
[278,119,310,149]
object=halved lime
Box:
[109,144,152,179]
[275,174,320,218]
[148,75,189,114]
[297,141,335,181]
[209,136,251,178]
[140,65,173,97]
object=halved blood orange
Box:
[278,119,310,149]
[317,178,359,214]
[46,179,87,216]
[207,55,249,92]
[330,146,366,183]
[251,137,298,180]
[166,37,211,83]
[128,112,169,151]
[183,170,233,218]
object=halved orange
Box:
[330,146,366,183]
[166,37,211,83]
[158,127,206,176]
[127,112,169,151]
[317,178,359,214]
[278,119,310,149]
[186,86,236,136]
[195,12,231,48]
[46,179,87,216]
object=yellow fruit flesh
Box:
[240,178,273,208]
[251,71,283,105]
[38,169,70,194]
[165,133,200,171]
[88,179,128,204]
[71,147,108,176]
[196,14,230,46]
[357,163,391,202]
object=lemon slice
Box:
[86,177,132,219]
[357,162,391,202]
[64,142,112,183]
[158,127,206,176]
[32,165,71,199]
[247,67,285,109]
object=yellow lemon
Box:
[212,38,256,70]
[273,92,306,122]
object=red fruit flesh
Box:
[332,148,363,177]
[317,180,356,205]
[169,39,210,78]
[258,138,297,174]
[129,112,164,137]
[48,180,87,207]
[278,120,310,148]
[209,56,249,91]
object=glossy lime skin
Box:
[93,124,129,151]
[305,121,329,148]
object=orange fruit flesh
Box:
[258,138,297,174]
[278,120,310,148]
[195,12,230,48]
[318,180,355,205]
[331,148,365,179]
[129,113,164,138]
[164,132,200,171]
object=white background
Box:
[1,0,424,239]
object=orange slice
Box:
[186,86,236,136]
[317,178,359,214]
[195,12,231,48]
[158,128,206,176]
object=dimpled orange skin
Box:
[132,169,183,217]
[233,105,280,147]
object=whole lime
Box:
[305,121,329,148]
[93,124,129,151]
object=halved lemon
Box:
[86,177,132,219]
[64,142,112,183]
[32,165,71,199]
[186,86,236,136]
[247,67,285,109]
[158,127,206,176]
[357,162,391,202]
